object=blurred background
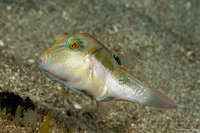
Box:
[0,0,199,132]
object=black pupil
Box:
[114,55,121,65]
[72,43,77,48]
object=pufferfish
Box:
[36,33,177,109]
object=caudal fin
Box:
[143,88,177,109]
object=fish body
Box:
[37,33,176,108]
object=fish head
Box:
[36,33,118,82]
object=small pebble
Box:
[185,2,191,10]
[187,51,195,59]
[73,103,82,109]
[125,3,130,8]
[142,22,146,26]
[57,85,62,90]
[112,25,119,32]
[6,5,12,11]
[0,40,4,46]
[27,59,35,64]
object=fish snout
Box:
[36,56,44,66]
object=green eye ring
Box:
[69,39,80,50]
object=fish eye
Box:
[69,39,80,50]
[113,54,121,65]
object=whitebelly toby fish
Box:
[36,33,177,109]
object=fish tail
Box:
[142,88,177,109]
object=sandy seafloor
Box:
[0,0,200,132]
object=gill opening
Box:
[90,47,104,81]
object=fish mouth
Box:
[36,55,51,73]
[36,56,43,66]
